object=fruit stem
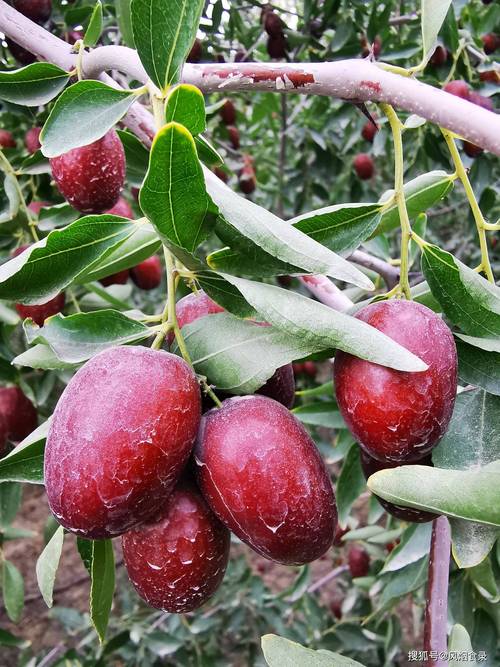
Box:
[0,149,39,242]
[441,128,494,283]
[201,380,222,409]
[381,104,412,299]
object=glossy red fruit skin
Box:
[334,300,457,464]
[443,80,470,100]
[361,121,377,143]
[130,255,162,290]
[25,127,42,154]
[0,386,37,442]
[99,269,130,287]
[50,130,125,214]
[122,479,230,613]
[195,395,337,565]
[14,0,51,23]
[105,196,133,218]
[16,293,65,326]
[256,364,295,409]
[430,45,448,66]
[353,153,374,180]
[463,141,483,158]
[360,449,437,523]
[44,347,201,539]
[187,39,202,63]
[0,130,16,149]
[482,34,499,55]
[213,167,229,183]
[6,39,37,65]
[220,100,236,125]
[348,546,370,578]
[227,126,240,150]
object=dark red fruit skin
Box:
[220,100,236,125]
[479,70,500,84]
[105,196,133,218]
[99,269,129,287]
[360,450,438,523]
[263,9,283,37]
[334,300,457,463]
[235,50,247,62]
[430,45,448,66]
[44,347,201,539]
[0,130,16,149]
[303,361,317,377]
[330,599,342,619]
[130,255,162,290]
[25,127,41,154]
[463,141,483,158]
[14,0,51,23]
[66,30,83,45]
[443,80,470,100]
[361,121,377,143]
[0,386,37,442]
[227,125,240,150]
[482,34,499,55]
[195,395,337,565]
[187,39,202,63]
[353,153,374,180]
[267,34,287,59]
[50,130,125,214]
[6,39,37,65]
[256,363,295,409]
[16,293,65,326]
[361,36,381,57]
[348,546,370,578]
[469,91,494,112]
[213,166,229,183]
[239,155,256,194]
[122,479,230,613]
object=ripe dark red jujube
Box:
[430,45,448,66]
[105,196,133,218]
[213,166,229,183]
[443,80,470,100]
[44,346,201,538]
[6,39,37,65]
[14,0,51,23]
[463,141,483,158]
[16,293,65,326]
[267,34,287,59]
[130,255,162,290]
[25,127,42,154]
[187,39,202,63]
[99,269,130,287]
[482,33,499,55]
[195,395,337,565]
[0,386,37,442]
[334,300,457,463]
[227,125,240,150]
[239,155,256,194]
[220,100,236,126]
[353,153,374,180]
[348,545,370,578]
[0,130,16,149]
[361,121,378,143]
[50,130,125,214]
[122,479,230,613]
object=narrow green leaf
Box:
[140,123,218,252]
[84,1,103,47]
[165,84,206,136]
[0,63,70,107]
[448,625,475,665]
[77,537,93,575]
[261,634,366,667]
[90,540,115,643]
[197,271,256,318]
[0,482,22,528]
[421,0,452,63]
[380,557,428,606]
[41,81,137,158]
[0,420,49,484]
[116,0,135,47]
[38,203,79,232]
[0,628,30,648]
[221,275,428,372]
[131,0,204,91]
[292,402,346,429]
[117,130,150,188]
[456,337,500,396]
[13,344,76,371]
[36,525,65,608]
[2,560,24,622]
[336,444,366,526]
[382,524,433,573]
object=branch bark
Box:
[349,250,400,289]
[1,0,499,154]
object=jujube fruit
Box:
[334,300,457,463]
[195,395,337,565]
[482,34,499,55]
[479,70,500,84]
[122,478,230,613]
[267,34,288,59]
[360,449,438,523]
[99,269,129,287]
[213,166,229,183]
[353,153,374,180]
[220,100,236,126]
[44,346,201,538]
[443,80,470,100]
[0,130,16,149]
[227,125,240,150]
[239,155,256,194]
[361,121,378,143]
[361,36,381,57]
[463,141,483,158]
[468,91,494,111]
[187,39,202,63]
[6,39,37,65]
[106,196,133,218]
[130,255,162,290]
[25,127,42,154]
[13,0,51,23]
[0,386,37,442]
[256,364,295,409]
[50,130,125,214]
[430,45,448,66]
[16,293,65,326]
[262,8,284,37]
[348,545,370,578]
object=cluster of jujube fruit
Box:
[216,99,257,195]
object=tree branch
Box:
[1,0,499,154]
[349,250,400,289]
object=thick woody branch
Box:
[349,250,400,289]
[1,1,499,154]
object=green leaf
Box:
[0,420,49,484]
[195,135,223,166]
[336,444,366,527]
[2,560,24,622]
[36,525,64,608]
[41,81,137,158]
[221,276,428,372]
[0,215,140,304]
[2,173,20,222]
[165,84,206,136]
[381,524,433,573]
[38,203,79,232]
[261,634,366,667]
[421,0,452,63]
[197,271,256,318]
[376,171,453,234]
[0,628,30,648]
[131,0,204,92]
[206,171,374,289]
[24,310,151,364]
[292,402,346,429]
[83,1,103,47]
[380,557,428,606]
[368,462,500,527]
[456,337,500,395]
[90,540,115,643]
[13,344,76,371]
[77,537,93,575]
[0,63,70,107]
[116,0,135,47]
[290,203,382,255]
[140,123,218,252]
[448,625,475,665]
[0,482,22,528]
[468,559,499,603]
[422,244,500,337]
[117,130,150,188]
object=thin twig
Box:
[307,564,349,594]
